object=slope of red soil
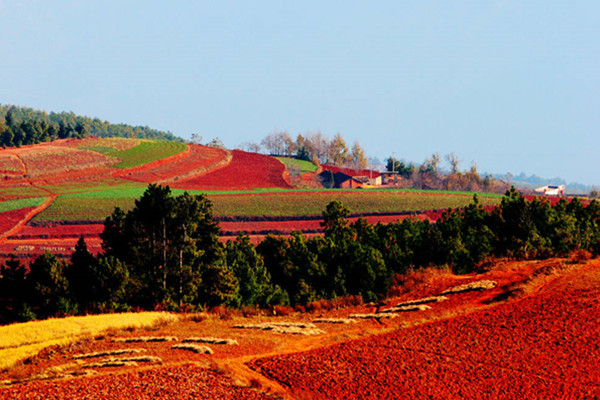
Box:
[123,144,230,184]
[15,146,115,180]
[174,150,293,190]
[0,364,271,400]
[250,262,600,399]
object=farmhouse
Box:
[534,185,565,196]
[319,165,382,188]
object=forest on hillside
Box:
[1,185,598,324]
[0,105,182,147]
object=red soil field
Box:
[0,222,104,263]
[0,363,271,400]
[0,207,37,239]
[174,150,293,191]
[219,211,444,235]
[9,223,105,239]
[1,259,597,399]
[250,262,600,399]
[0,237,103,264]
[123,144,230,184]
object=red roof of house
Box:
[320,165,381,178]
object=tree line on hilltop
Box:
[0,104,182,147]
[241,131,508,193]
[1,185,599,324]
[239,130,368,169]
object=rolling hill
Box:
[0,137,504,261]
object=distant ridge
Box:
[0,104,183,142]
[493,172,594,195]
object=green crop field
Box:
[33,197,136,221]
[0,197,47,213]
[276,157,318,175]
[41,178,147,195]
[208,191,501,216]
[108,140,187,169]
[33,188,501,221]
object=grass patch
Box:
[40,178,146,195]
[109,140,187,169]
[0,312,177,371]
[0,197,47,213]
[275,157,318,175]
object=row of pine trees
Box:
[1,186,599,323]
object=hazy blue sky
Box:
[1,1,598,185]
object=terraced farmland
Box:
[0,137,510,263]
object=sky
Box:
[0,1,598,185]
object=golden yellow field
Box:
[0,312,177,370]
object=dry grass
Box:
[441,280,498,294]
[569,249,593,263]
[0,312,176,371]
[233,322,325,335]
[172,344,214,354]
[112,336,178,343]
[73,349,147,359]
[182,337,239,345]
[82,355,163,369]
[394,295,448,307]
[381,304,432,313]
[349,313,400,320]
[182,312,208,323]
[82,360,138,369]
[387,266,452,297]
[312,318,357,324]
[515,261,570,296]
[1,366,98,386]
